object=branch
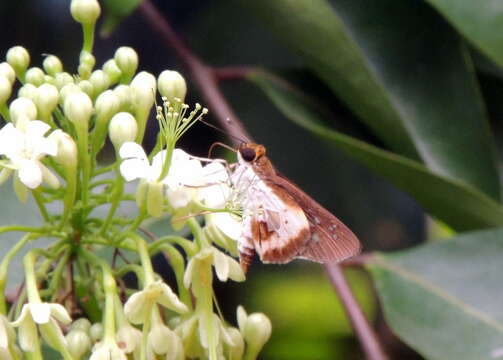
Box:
[138,2,388,359]
[326,263,388,360]
[138,0,252,145]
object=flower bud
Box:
[225,327,244,360]
[102,59,121,85]
[95,89,119,123]
[70,318,92,333]
[59,83,81,105]
[71,0,101,25]
[116,323,141,354]
[237,306,271,358]
[64,91,93,129]
[6,46,30,77]
[114,84,133,112]
[0,76,12,105]
[42,55,63,76]
[66,329,91,359]
[130,71,156,142]
[35,83,59,119]
[49,130,78,169]
[18,83,37,100]
[158,70,187,104]
[0,62,15,84]
[25,67,45,86]
[54,72,74,90]
[114,47,138,80]
[89,323,103,342]
[9,97,37,127]
[78,51,95,79]
[147,181,165,217]
[78,79,94,98]
[89,70,110,96]
[109,112,138,150]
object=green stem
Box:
[130,233,155,285]
[0,225,45,235]
[47,249,71,301]
[24,251,43,303]
[149,235,198,257]
[32,189,50,222]
[0,234,32,313]
[99,166,124,235]
[60,165,77,230]
[187,218,208,248]
[0,103,9,122]
[82,23,95,54]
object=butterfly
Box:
[231,142,361,272]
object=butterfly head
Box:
[238,143,266,163]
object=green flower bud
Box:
[225,327,245,360]
[102,59,121,85]
[35,83,59,119]
[95,89,119,123]
[113,84,133,112]
[42,55,63,76]
[59,83,81,105]
[66,329,91,359]
[0,76,12,105]
[54,72,74,90]
[114,47,138,80]
[25,67,45,86]
[78,51,95,79]
[44,75,56,85]
[71,0,101,25]
[78,79,94,98]
[6,46,30,77]
[109,112,138,151]
[70,318,92,333]
[89,323,103,342]
[130,71,156,142]
[147,181,165,217]
[48,130,78,169]
[64,91,93,129]
[158,70,187,104]
[9,97,37,128]
[18,83,37,100]
[0,62,15,84]
[237,306,271,359]
[89,70,110,96]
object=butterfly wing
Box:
[271,175,361,263]
[240,176,311,264]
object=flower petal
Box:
[119,142,147,160]
[213,249,230,282]
[211,213,243,240]
[0,123,23,157]
[18,159,42,189]
[49,304,72,324]
[124,292,149,325]
[157,283,188,314]
[25,120,51,138]
[120,158,149,182]
[29,303,52,324]
[17,316,38,352]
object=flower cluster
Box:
[0,0,270,359]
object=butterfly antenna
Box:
[208,141,236,158]
[197,117,247,145]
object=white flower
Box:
[198,162,243,240]
[90,340,127,360]
[0,120,58,189]
[0,314,14,351]
[11,302,71,352]
[119,142,204,209]
[124,280,188,325]
[184,247,245,289]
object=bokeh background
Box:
[0,0,460,359]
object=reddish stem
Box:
[138,2,387,359]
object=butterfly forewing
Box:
[271,175,361,263]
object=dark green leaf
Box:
[248,70,503,231]
[424,0,503,68]
[367,228,503,360]
[245,0,501,199]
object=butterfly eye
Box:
[240,147,256,162]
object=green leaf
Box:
[100,0,141,36]
[424,0,503,69]
[367,228,503,360]
[248,70,503,231]
[245,0,501,200]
